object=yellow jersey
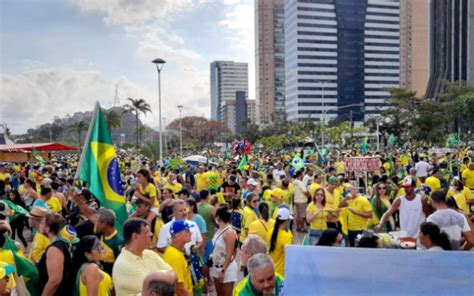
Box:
[462,168,474,189]
[46,197,62,214]
[79,265,113,296]
[240,206,258,242]
[306,202,328,230]
[29,233,51,263]
[266,229,292,277]
[347,196,372,231]
[248,218,275,241]
[163,245,193,295]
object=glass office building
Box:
[285,0,400,122]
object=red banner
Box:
[345,157,380,172]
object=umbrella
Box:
[183,155,208,164]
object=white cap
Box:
[247,178,258,186]
[402,176,415,188]
[276,207,293,220]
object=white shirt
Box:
[272,169,286,182]
[293,179,308,204]
[415,161,432,177]
[399,194,426,238]
[427,208,470,250]
[157,219,202,255]
[302,174,313,188]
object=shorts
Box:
[210,260,238,283]
[294,202,308,219]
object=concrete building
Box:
[255,0,285,124]
[246,100,257,124]
[284,0,400,122]
[235,91,247,133]
[222,100,236,133]
[426,0,474,99]
[399,0,430,96]
[210,61,248,121]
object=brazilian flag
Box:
[76,102,127,234]
[291,154,304,170]
[238,155,248,171]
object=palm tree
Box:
[68,121,88,147]
[103,109,122,131]
[123,98,152,149]
[134,125,148,147]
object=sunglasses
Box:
[378,187,386,190]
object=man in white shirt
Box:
[293,170,310,232]
[272,163,286,183]
[157,199,203,255]
[415,155,432,183]
[302,168,313,189]
[427,189,474,250]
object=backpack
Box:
[230,210,242,233]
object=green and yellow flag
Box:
[76,103,127,233]
[238,155,248,171]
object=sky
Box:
[0,0,255,134]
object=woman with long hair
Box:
[7,190,28,247]
[159,189,174,224]
[21,179,38,208]
[371,182,393,232]
[248,202,275,241]
[210,205,238,296]
[306,188,328,245]
[267,207,293,277]
[134,169,159,217]
[447,177,470,215]
[419,222,451,251]
[70,235,112,296]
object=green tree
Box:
[438,81,474,136]
[410,99,448,145]
[240,119,261,144]
[134,125,148,147]
[103,109,123,131]
[123,98,152,149]
[381,88,421,139]
[68,121,88,147]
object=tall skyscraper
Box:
[399,0,430,96]
[285,0,400,122]
[210,61,248,121]
[255,0,285,124]
[426,0,474,99]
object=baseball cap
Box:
[247,178,258,186]
[276,207,293,220]
[328,176,338,185]
[270,188,285,200]
[402,177,415,188]
[170,219,192,236]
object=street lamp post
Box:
[321,81,326,147]
[177,105,183,158]
[163,117,167,157]
[152,58,166,166]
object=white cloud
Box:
[0,67,209,134]
[72,0,196,25]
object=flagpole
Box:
[75,102,100,180]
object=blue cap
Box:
[170,219,192,236]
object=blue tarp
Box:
[285,245,474,295]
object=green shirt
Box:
[198,202,216,238]
[233,274,284,296]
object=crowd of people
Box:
[0,146,473,295]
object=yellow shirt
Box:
[249,218,275,241]
[240,206,258,242]
[266,229,292,277]
[462,168,474,189]
[140,183,159,208]
[164,182,182,198]
[79,265,113,296]
[425,176,441,192]
[163,245,193,295]
[195,173,207,192]
[448,189,471,215]
[309,183,321,198]
[29,233,51,263]
[0,173,11,182]
[0,252,16,290]
[306,202,328,230]
[335,161,345,175]
[324,189,341,222]
[46,197,62,214]
[347,196,372,231]
[113,248,172,296]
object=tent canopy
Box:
[0,143,79,152]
